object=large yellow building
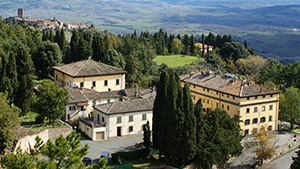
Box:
[180,71,279,135]
[53,59,127,92]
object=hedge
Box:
[111,149,148,163]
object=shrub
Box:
[111,149,148,163]
[35,114,45,124]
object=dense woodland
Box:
[2,16,300,167]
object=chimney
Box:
[135,84,139,97]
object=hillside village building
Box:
[53,59,127,92]
[180,71,279,135]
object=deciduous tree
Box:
[36,80,69,123]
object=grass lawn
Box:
[292,129,300,134]
[153,55,203,67]
[19,111,39,126]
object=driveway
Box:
[79,132,143,165]
[259,149,297,169]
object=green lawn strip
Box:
[129,156,165,169]
[19,111,39,126]
[291,129,300,134]
[153,55,202,67]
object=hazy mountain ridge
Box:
[1,0,300,64]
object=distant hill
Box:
[0,0,299,64]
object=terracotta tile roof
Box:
[53,59,127,77]
[94,98,155,115]
[68,88,88,104]
[180,72,279,97]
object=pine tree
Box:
[182,83,197,164]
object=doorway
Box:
[117,127,121,137]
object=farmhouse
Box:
[180,71,279,135]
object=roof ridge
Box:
[106,101,116,114]
[74,60,88,76]
[90,60,102,74]
[79,88,89,101]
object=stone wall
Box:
[14,127,72,153]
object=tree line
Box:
[152,70,243,168]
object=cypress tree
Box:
[70,30,79,61]
[244,40,248,49]
[0,50,10,94]
[14,42,35,116]
[45,31,49,41]
[182,83,197,164]
[55,30,60,44]
[6,52,18,103]
[49,29,54,43]
[143,121,151,152]
[153,71,169,159]
[190,34,195,55]
[59,28,66,51]
[42,31,46,41]
[202,34,205,57]
[194,99,210,169]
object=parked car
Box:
[100,151,109,162]
[82,157,92,166]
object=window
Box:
[80,82,84,87]
[268,126,272,131]
[260,117,266,123]
[263,95,265,98]
[245,119,250,125]
[129,115,133,122]
[203,88,205,91]
[270,94,273,97]
[207,100,209,104]
[117,117,122,123]
[216,102,219,107]
[92,101,96,106]
[142,114,147,120]
[222,104,224,109]
[129,126,133,132]
[104,80,108,86]
[246,108,250,113]
[93,81,96,87]
[216,92,219,95]
[102,117,104,122]
[269,105,273,110]
[107,99,110,103]
[227,106,230,110]
[254,107,258,113]
[247,97,250,100]
[227,95,230,98]
[207,89,209,92]
[244,129,249,135]
[193,95,196,100]
[255,96,258,99]
[233,96,235,99]
[69,106,75,111]
[253,118,258,124]
[262,106,265,112]
[193,85,195,88]
[203,99,205,103]
[269,115,273,121]
[116,79,120,85]
[56,75,57,80]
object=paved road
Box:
[260,149,297,169]
[228,130,295,169]
[79,132,143,165]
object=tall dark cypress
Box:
[244,40,248,49]
[182,83,197,164]
[152,71,169,159]
[55,30,60,43]
[59,28,66,51]
[14,42,35,116]
[202,34,205,57]
[194,99,210,169]
[49,29,54,43]
[0,50,10,94]
[190,34,195,55]
[70,30,79,61]
[6,52,18,102]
